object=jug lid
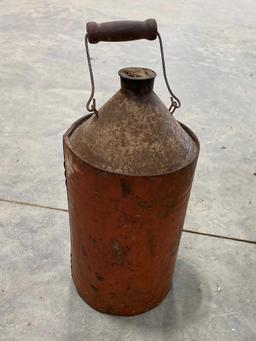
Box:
[69,67,198,176]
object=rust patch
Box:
[120,212,137,226]
[90,284,98,292]
[148,231,156,256]
[89,235,97,245]
[81,245,87,257]
[120,178,131,197]
[109,292,117,298]
[69,80,198,176]
[96,273,104,281]
[138,201,153,209]
[112,240,127,265]
[163,204,174,218]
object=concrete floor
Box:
[0,0,255,340]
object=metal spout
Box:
[119,67,156,95]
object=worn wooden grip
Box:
[86,19,157,44]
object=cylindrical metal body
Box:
[64,117,199,316]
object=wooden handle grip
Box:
[86,19,157,44]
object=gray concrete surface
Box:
[0,0,256,340]
[1,202,256,341]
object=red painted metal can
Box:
[63,19,200,316]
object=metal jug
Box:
[63,19,200,316]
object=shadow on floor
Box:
[108,259,211,340]
[65,258,211,340]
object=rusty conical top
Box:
[70,67,197,176]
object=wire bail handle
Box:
[85,19,181,116]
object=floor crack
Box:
[0,198,68,212]
[0,197,255,245]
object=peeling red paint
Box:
[63,119,199,316]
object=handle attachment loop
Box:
[84,29,181,116]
